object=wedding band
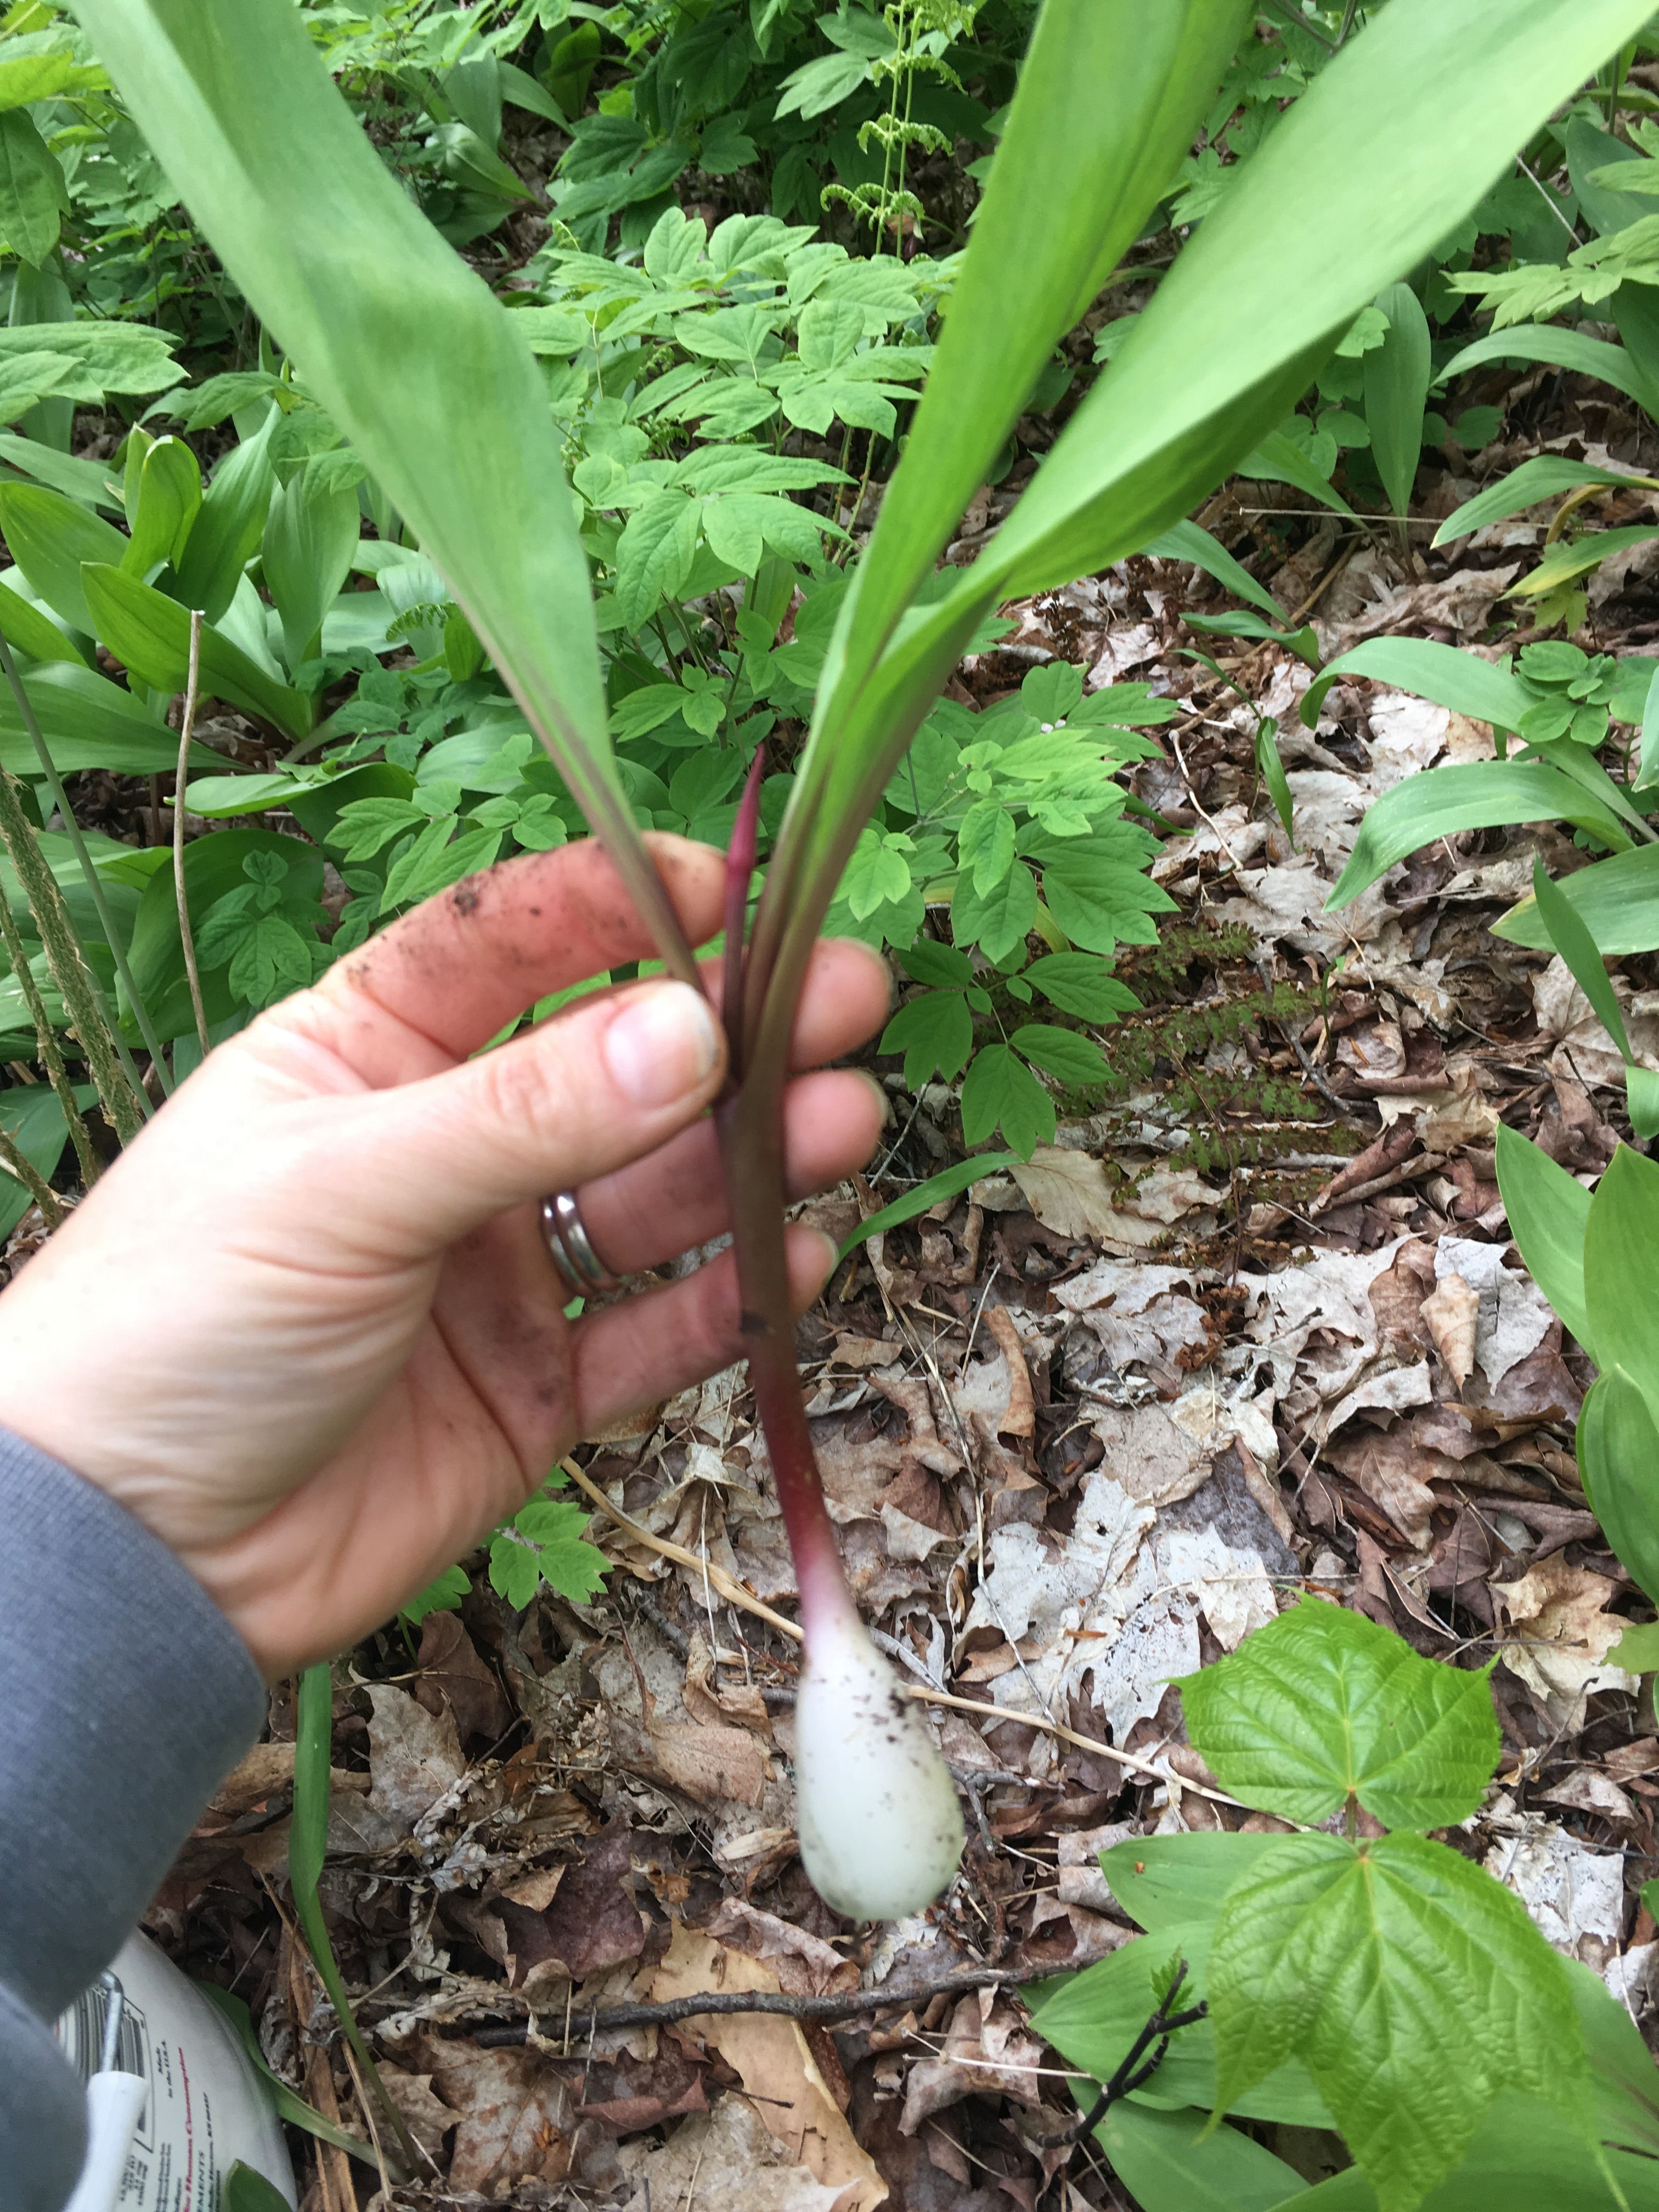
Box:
[540,1189,621,1296]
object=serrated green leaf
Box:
[959,796,1016,896]
[0,108,62,268]
[899,940,973,989]
[1011,1021,1108,1087]
[880,989,973,1091]
[1040,848,1175,953]
[1180,1600,1499,1830]
[489,1496,608,1611]
[960,1042,1054,1158]
[399,1561,470,1627]
[614,490,699,630]
[1209,1830,1588,2212]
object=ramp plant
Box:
[71,0,1655,1920]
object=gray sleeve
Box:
[0,1430,267,2211]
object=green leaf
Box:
[1209,1830,1588,2212]
[958,797,1017,896]
[615,491,699,630]
[172,411,276,625]
[835,1151,1022,1263]
[1583,1144,1659,1430]
[1090,2102,1308,2212]
[1302,639,1535,734]
[1326,763,1631,911]
[1148,517,1287,623]
[126,828,324,1042]
[122,435,202,578]
[0,1079,79,1242]
[880,988,973,1091]
[223,2163,291,2212]
[1011,1021,1109,1087]
[1513,523,1659,599]
[194,1985,377,2165]
[0,108,63,268]
[399,1561,470,1627]
[899,939,973,989]
[1432,456,1657,548]
[0,480,127,634]
[960,1041,1055,1158]
[0,662,215,778]
[78,0,687,981]
[1040,847,1176,953]
[1438,324,1659,417]
[1610,1620,1659,1673]
[1530,856,1633,1063]
[0,567,82,664]
[1493,1123,1593,1356]
[1025,951,1141,1022]
[1365,281,1432,519]
[1576,1369,1659,1607]
[1256,716,1295,844]
[488,1494,608,1611]
[1492,844,1659,955]
[952,857,1036,965]
[1178,1600,1499,1830]
[80,565,309,741]
[1101,1832,1288,1936]
[263,453,362,674]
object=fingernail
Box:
[805,1227,840,1292]
[603,983,721,1108]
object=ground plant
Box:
[4,3,1659,2208]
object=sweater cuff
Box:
[0,1429,266,2022]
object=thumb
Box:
[337,978,727,1254]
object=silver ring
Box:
[540,1189,620,1296]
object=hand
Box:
[0,835,889,1678]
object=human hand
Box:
[0,835,889,1678]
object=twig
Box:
[173,611,210,1061]
[466,1965,1022,2047]
[1020,1961,1206,2149]
[1515,151,1581,247]
[0,1120,60,1224]
[0,756,145,1144]
[0,633,174,1096]
[565,1460,1243,1807]
[0,873,98,1183]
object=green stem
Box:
[0,635,175,1094]
[0,759,145,1146]
[0,1119,61,1226]
[0,884,99,1186]
[293,1667,420,2179]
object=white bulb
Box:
[793,1616,964,1920]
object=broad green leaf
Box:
[1583,1144,1659,1427]
[0,479,126,633]
[615,491,699,631]
[834,1151,1022,1263]
[1492,1123,1592,1355]
[1011,1021,1109,1087]
[0,323,182,400]
[125,828,324,1042]
[1438,325,1659,416]
[1040,847,1175,952]
[958,796,1015,895]
[0,54,77,112]
[960,1042,1054,1158]
[1492,844,1659,955]
[1147,522,1284,623]
[262,454,360,674]
[1030,1912,1333,2127]
[1301,639,1534,735]
[0,1078,78,1242]
[1365,281,1432,520]
[1529,856,1634,1059]
[1101,1833,1286,1936]
[1090,2101,1308,2212]
[223,2162,290,2212]
[77,0,689,977]
[1610,1619,1659,1673]
[951,858,1036,965]
[0,566,81,664]
[1575,1369,1659,1607]
[1178,1600,1499,1830]
[1326,763,1630,911]
[1513,523,1659,598]
[879,989,973,1091]
[0,108,62,267]
[81,565,309,740]
[0,661,215,778]
[1433,456,1658,548]
[122,435,201,577]
[172,412,275,625]
[1210,1830,1588,2212]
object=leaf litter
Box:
[87,269,1659,2212]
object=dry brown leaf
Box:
[1493,1556,1638,1726]
[1420,1271,1479,1385]
[983,1306,1035,1438]
[418,2041,572,2195]
[899,1991,1047,2133]
[685,1628,773,1735]
[619,2095,848,2212]
[649,1923,887,2212]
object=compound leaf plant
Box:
[74,0,1659,1923]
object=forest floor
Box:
[26,360,1659,2212]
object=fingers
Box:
[315,834,727,1069]
[338,977,727,1256]
[580,1067,885,1274]
[568,1224,840,1437]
